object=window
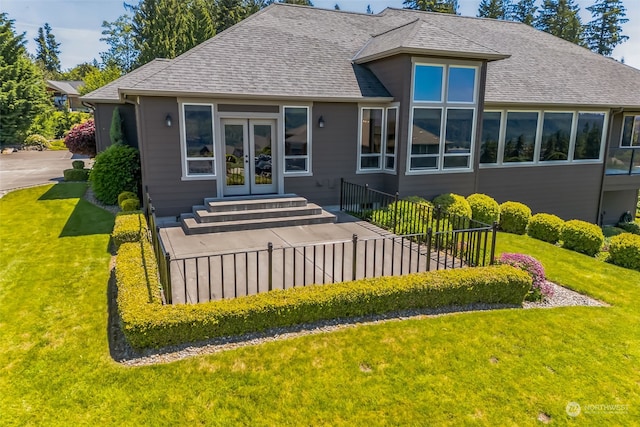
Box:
[480,111,501,164]
[504,112,538,163]
[575,112,606,160]
[358,107,397,172]
[540,112,573,162]
[620,115,640,147]
[409,62,479,173]
[284,106,310,174]
[480,109,607,166]
[183,104,215,176]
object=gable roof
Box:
[46,80,83,96]
[82,4,640,108]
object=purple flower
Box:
[498,253,553,300]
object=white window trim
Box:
[407,59,481,175]
[480,109,609,168]
[619,113,640,148]
[283,105,312,177]
[180,102,216,180]
[384,106,399,174]
[357,106,385,173]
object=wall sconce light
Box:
[318,116,325,128]
[165,114,172,127]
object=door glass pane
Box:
[447,67,476,103]
[225,124,245,186]
[414,65,443,102]
[480,111,501,164]
[253,124,273,185]
[574,113,605,159]
[504,111,538,163]
[412,108,441,155]
[540,112,572,161]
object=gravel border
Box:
[108,276,607,367]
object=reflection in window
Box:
[480,112,501,164]
[183,104,214,176]
[540,112,572,161]
[284,107,309,173]
[621,115,640,147]
[359,107,397,172]
[504,112,538,163]
[411,108,442,169]
[575,113,605,160]
[444,109,473,169]
[447,67,476,103]
[413,65,444,102]
[385,108,397,171]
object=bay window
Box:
[358,106,397,172]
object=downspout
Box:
[597,107,624,225]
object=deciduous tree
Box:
[100,14,138,72]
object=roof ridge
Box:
[370,18,420,38]
[425,20,504,55]
[273,2,387,18]
[352,19,420,62]
[382,7,530,26]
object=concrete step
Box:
[181,211,337,234]
[205,196,308,213]
[194,204,323,223]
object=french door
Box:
[222,119,277,196]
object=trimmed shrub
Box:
[561,220,604,257]
[118,191,138,206]
[90,144,141,205]
[63,168,89,182]
[24,134,48,149]
[499,201,531,235]
[433,193,472,230]
[112,212,148,248]
[72,160,85,170]
[116,239,531,349]
[466,193,499,226]
[617,221,640,236]
[121,198,140,212]
[110,106,126,145]
[371,197,434,235]
[64,120,96,157]
[608,233,640,271]
[527,213,565,244]
[497,253,552,301]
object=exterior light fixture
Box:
[318,116,325,128]
[165,114,172,127]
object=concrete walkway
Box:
[159,211,460,304]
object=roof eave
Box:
[484,101,640,110]
[353,47,510,64]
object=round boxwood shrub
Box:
[24,134,48,149]
[608,233,640,271]
[497,253,553,301]
[63,168,89,182]
[72,160,85,170]
[560,219,604,257]
[466,193,499,226]
[499,201,531,235]
[118,191,139,206]
[121,198,141,212]
[64,120,96,157]
[90,144,141,205]
[433,193,472,230]
[527,213,565,244]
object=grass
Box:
[47,138,67,150]
[1,184,639,425]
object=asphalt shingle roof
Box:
[82,4,640,108]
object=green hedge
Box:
[116,239,532,349]
[112,212,148,248]
[63,168,90,182]
[561,219,604,257]
[527,213,565,244]
[370,197,433,235]
[617,221,640,236]
[466,193,500,226]
[608,233,640,271]
[499,201,531,235]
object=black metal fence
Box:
[145,192,172,304]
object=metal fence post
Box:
[426,227,432,271]
[352,234,358,281]
[392,191,399,235]
[268,242,273,291]
[490,222,498,265]
[165,252,172,304]
[340,178,344,211]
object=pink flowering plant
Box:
[498,253,554,301]
[64,120,96,157]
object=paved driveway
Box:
[0,150,89,197]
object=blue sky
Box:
[4,0,640,71]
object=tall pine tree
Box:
[34,23,61,75]
[403,0,459,14]
[536,0,584,45]
[100,14,138,72]
[585,0,629,56]
[478,0,511,19]
[0,13,49,144]
[510,0,537,25]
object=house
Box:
[81,4,640,225]
[45,80,88,111]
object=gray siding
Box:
[601,189,639,225]
[138,96,217,217]
[218,104,279,113]
[93,103,138,152]
[478,164,603,222]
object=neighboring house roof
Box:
[82,4,640,108]
[46,80,83,96]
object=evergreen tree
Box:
[34,23,61,75]
[110,107,125,145]
[366,4,373,14]
[403,0,459,14]
[278,0,313,5]
[510,0,537,25]
[585,0,629,56]
[478,0,511,19]
[334,4,340,10]
[100,14,138,72]
[0,13,49,144]
[536,0,584,45]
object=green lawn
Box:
[1,184,639,425]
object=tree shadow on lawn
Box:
[38,182,87,200]
[59,198,115,238]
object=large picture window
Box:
[575,112,606,159]
[540,112,573,162]
[284,106,310,174]
[359,106,397,172]
[620,115,640,147]
[480,111,501,164]
[183,104,215,177]
[409,61,479,173]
